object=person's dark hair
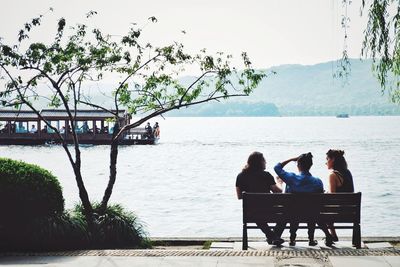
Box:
[243,152,265,172]
[326,149,348,173]
[297,152,313,171]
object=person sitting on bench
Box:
[326,149,355,242]
[274,153,334,246]
[235,151,284,246]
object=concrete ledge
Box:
[150,236,400,246]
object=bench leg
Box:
[242,224,248,250]
[353,223,361,249]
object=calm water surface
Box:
[1,116,399,237]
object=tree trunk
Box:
[100,139,119,213]
[73,165,93,220]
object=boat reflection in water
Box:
[0,109,159,145]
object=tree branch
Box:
[0,64,76,168]
[179,70,216,105]
[114,53,161,111]
[79,99,117,115]
[113,93,247,141]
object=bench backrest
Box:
[243,192,361,224]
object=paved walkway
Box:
[1,240,399,266]
[1,255,399,267]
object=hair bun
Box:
[306,152,313,158]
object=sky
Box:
[0,0,369,71]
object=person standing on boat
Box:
[236,151,285,246]
[145,122,153,139]
[153,122,160,138]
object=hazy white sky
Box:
[0,0,369,69]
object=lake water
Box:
[1,116,399,238]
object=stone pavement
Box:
[0,240,399,267]
[1,255,399,267]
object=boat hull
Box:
[0,134,157,146]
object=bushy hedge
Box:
[0,158,64,222]
[0,158,149,251]
[1,213,89,251]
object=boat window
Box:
[16,121,28,133]
[75,121,83,134]
[75,121,93,134]
[59,120,65,130]
[46,121,58,133]
[87,121,94,133]
[108,121,115,134]
[0,121,8,134]
[27,121,38,133]
[40,120,51,133]
[94,121,102,133]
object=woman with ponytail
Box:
[326,149,354,193]
[326,149,355,241]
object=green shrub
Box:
[0,213,89,251]
[0,158,64,223]
[29,212,89,250]
[74,203,151,249]
[0,158,149,250]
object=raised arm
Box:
[274,157,299,186]
[280,157,298,168]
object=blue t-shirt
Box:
[274,163,324,193]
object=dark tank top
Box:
[333,169,354,193]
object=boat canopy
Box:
[0,109,126,121]
[0,110,38,121]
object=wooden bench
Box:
[242,192,362,250]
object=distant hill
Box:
[14,59,399,116]
[169,59,400,116]
[170,59,400,116]
[167,102,280,117]
[246,59,400,116]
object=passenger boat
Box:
[0,109,159,145]
[336,113,349,118]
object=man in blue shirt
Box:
[274,154,323,194]
[274,153,334,246]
